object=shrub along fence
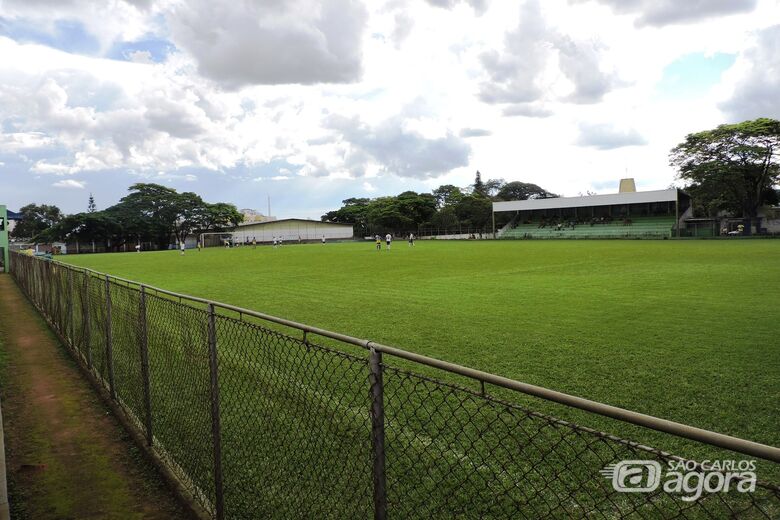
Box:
[9,251,780,519]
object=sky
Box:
[1,0,779,219]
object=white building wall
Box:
[233,220,353,243]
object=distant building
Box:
[240,208,277,223]
[232,218,353,243]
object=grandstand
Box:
[493,186,690,240]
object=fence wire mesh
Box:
[8,252,780,520]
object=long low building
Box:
[223,218,354,243]
[493,187,692,239]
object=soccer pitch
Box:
[61,239,780,451]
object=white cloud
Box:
[459,128,492,137]
[167,0,369,88]
[719,25,780,121]
[478,0,619,108]
[569,0,757,27]
[52,179,86,189]
[502,104,553,118]
[576,122,647,149]
[324,114,472,179]
[424,0,490,15]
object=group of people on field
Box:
[375,233,415,251]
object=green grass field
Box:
[60,239,780,453]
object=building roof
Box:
[493,188,679,213]
[237,218,353,228]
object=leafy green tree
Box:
[455,195,492,229]
[172,192,208,245]
[322,197,371,236]
[116,183,181,248]
[431,185,464,208]
[496,181,558,201]
[395,191,437,230]
[430,206,459,230]
[670,118,780,233]
[88,193,96,213]
[484,178,506,198]
[42,211,121,246]
[203,202,243,231]
[365,197,411,234]
[48,184,243,250]
[11,203,63,239]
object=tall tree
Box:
[11,203,63,239]
[431,185,464,208]
[670,118,780,233]
[87,193,96,213]
[472,170,487,198]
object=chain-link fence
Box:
[9,252,780,519]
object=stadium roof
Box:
[237,218,353,228]
[493,188,680,213]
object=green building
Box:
[0,205,8,272]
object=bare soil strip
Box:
[0,274,191,519]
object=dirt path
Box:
[0,274,191,519]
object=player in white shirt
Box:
[385,233,392,250]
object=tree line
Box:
[12,183,243,250]
[670,118,779,234]
[10,118,779,245]
[321,172,558,236]
[322,118,780,237]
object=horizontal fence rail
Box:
[8,251,780,519]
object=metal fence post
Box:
[369,347,388,520]
[139,286,153,446]
[84,273,92,369]
[207,303,225,520]
[67,268,74,347]
[105,274,117,400]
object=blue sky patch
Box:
[0,17,100,54]
[107,38,174,63]
[655,52,736,99]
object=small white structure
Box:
[231,218,353,243]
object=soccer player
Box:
[252,237,256,249]
[408,233,415,246]
[385,233,392,251]
[375,235,381,251]
[322,235,326,245]
[180,241,185,255]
